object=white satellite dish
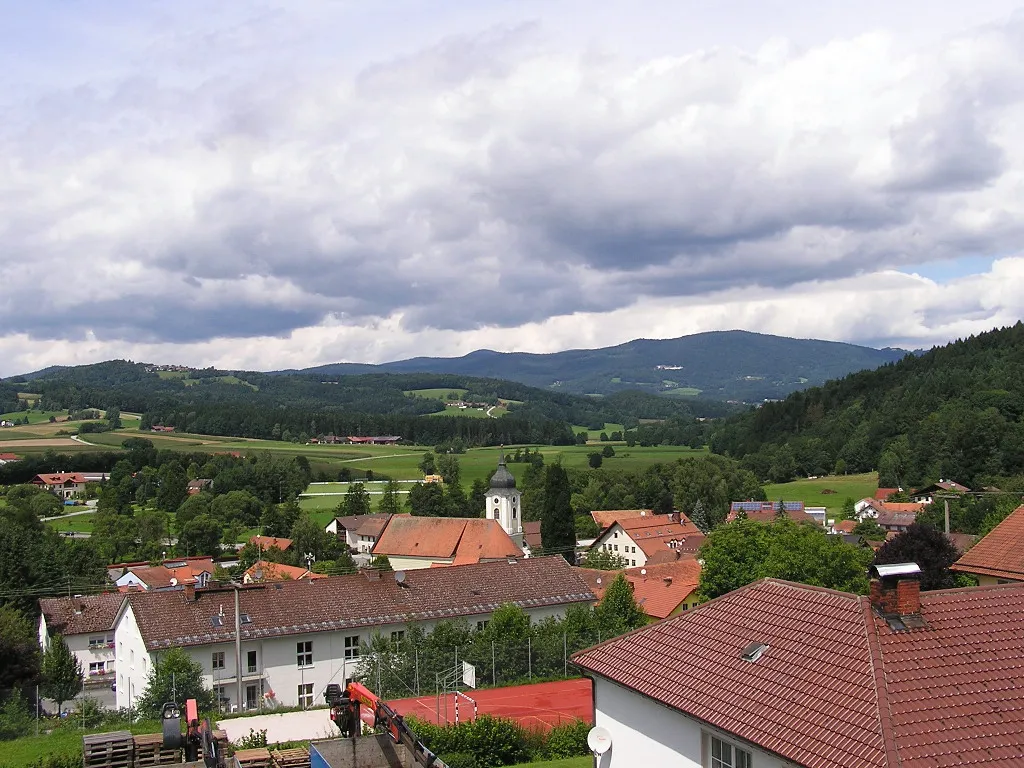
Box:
[394,570,407,585]
[640,568,647,575]
[169,578,178,587]
[587,726,612,755]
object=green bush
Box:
[440,753,477,768]
[543,719,590,758]
[234,729,268,749]
[0,692,34,741]
[460,716,529,767]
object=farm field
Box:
[404,387,467,399]
[763,472,879,517]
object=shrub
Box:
[0,691,33,741]
[440,753,477,768]
[234,729,268,749]
[461,716,529,767]
[544,719,591,758]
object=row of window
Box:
[211,636,363,675]
[603,542,637,554]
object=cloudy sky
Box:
[2,0,1024,377]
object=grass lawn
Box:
[45,512,97,534]
[509,758,591,768]
[764,472,879,518]
[4,720,165,768]
[404,387,466,399]
[570,423,625,441]
[663,387,702,396]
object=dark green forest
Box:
[710,323,1024,487]
[7,362,731,446]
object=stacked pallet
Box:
[132,733,180,767]
[233,748,272,768]
[271,748,309,768]
[83,731,134,768]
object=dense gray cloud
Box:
[1,3,1024,371]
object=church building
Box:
[486,453,524,549]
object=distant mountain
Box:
[291,331,911,402]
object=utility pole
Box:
[944,498,950,535]
[234,585,243,711]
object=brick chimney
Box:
[183,582,196,602]
[869,563,922,622]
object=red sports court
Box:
[389,678,593,731]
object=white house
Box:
[326,513,394,553]
[38,593,123,692]
[113,556,594,712]
[32,473,89,499]
[573,567,1024,768]
[590,514,704,568]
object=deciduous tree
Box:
[873,522,960,590]
[41,634,82,714]
[135,647,215,718]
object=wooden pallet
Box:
[132,733,181,767]
[271,747,309,768]
[83,731,134,768]
[233,748,272,768]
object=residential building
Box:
[521,520,542,555]
[856,500,926,532]
[0,452,21,464]
[38,593,123,691]
[590,510,652,529]
[910,480,970,505]
[114,556,594,712]
[952,503,1024,585]
[32,473,89,499]
[186,479,213,495]
[326,513,395,553]
[574,564,1024,767]
[110,557,215,591]
[576,558,703,620]
[590,515,703,568]
[371,515,522,570]
[345,435,402,445]
[485,454,523,549]
[249,535,293,553]
[242,560,325,584]
[726,500,820,525]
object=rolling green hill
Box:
[292,330,909,401]
[710,323,1024,488]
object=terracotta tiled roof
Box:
[373,516,522,563]
[876,502,926,514]
[125,556,594,650]
[952,503,1024,580]
[112,557,215,590]
[243,560,324,583]
[945,532,977,554]
[875,488,899,501]
[590,510,650,529]
[250,535,292,551]
[834,520,858,534]
[0,452,20,461]
[645,546,703,565]
[522,520,542,550]
[623,560,702,619]
[573,568,617,600]
[574,578,1024,768]
[40,593,123,636]
[33,473,88,485]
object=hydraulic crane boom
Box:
[324,683,448,768]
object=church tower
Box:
[487,451,523,549]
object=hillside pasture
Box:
[570,423,625,441]
[404,387,467,399]
[763,472,879,517]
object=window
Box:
[390,630,405,644]
[88,634,112,649]
[709,736,752,768]
[246,650,257,674]
[297,683,314,709]
[476,620,489,631]
[631,560,636,566]
[296,641,313,668]
[614,544,618,551]
[245,684,259,710]
[512,508,517,519]
[613,531,618,538]
[88,661,106,676]
[493,508,500,518]
[212,651,225,670]
[344,635,360,660]
[213,686,228,709]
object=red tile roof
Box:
[124,556,594,650]
[952,503,1024,580]
[33,473,88,485]
[575,578,1024,768]
[834,520,858,534]
[111,557,215,590]
[250,535,292,551]
[875,488,899,501]
[597,515,704,559]
[39,593,123,636]
[0,452,20,461]
[522,520,542,551]
[243,560,324,583]
[574,559,702,620]
[590,510,651,529]
[373,516,522,563]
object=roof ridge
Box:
[860,597,901,768]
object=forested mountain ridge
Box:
[5,361,734,445]
[287,330,909,401]
[710,323,1024,488]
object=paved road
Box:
[41,508,95,522]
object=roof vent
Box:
[741,642,769,663]
[211,616,223,627]
[240,613,252,624]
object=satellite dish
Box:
[254,569,264,580]
[587,726,612,755]
[640,568,647,575]
[170,578,178,586]
[394,570,407,585]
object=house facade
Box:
[110,557,215,591]
[38,593,123,692]
[32,473,89,499]
[590,515,703,568]
[574,565,1024,767]
[326,513,394,552]
[113,556,594,712]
